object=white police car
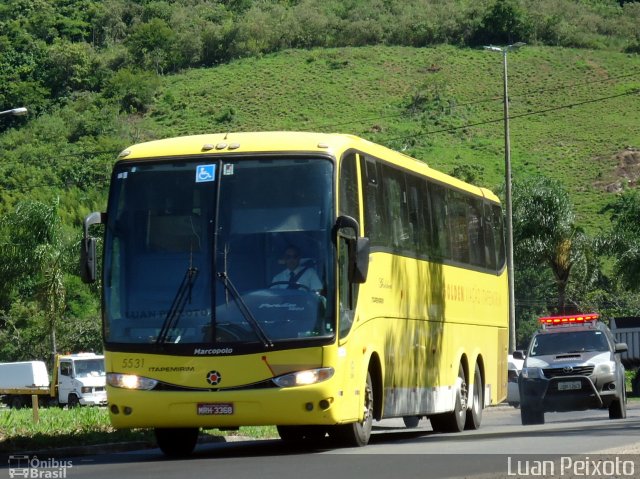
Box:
[518,313,628,425]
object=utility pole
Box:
[484,43,525,353]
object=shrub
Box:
[103,68,160,114]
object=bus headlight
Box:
[272,367,334,388]
[107,373,158,390]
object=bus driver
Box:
[271,245,323,293]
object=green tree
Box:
[474,0,531,45]
[125,18,175,73]
[103,67,160,113]
[41,40,101,98]
[512,175,590,314]
[0,199,71,360]
[600,188,640,291]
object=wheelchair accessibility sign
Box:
[195,164,216,183]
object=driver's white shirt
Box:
[271,266,323,292]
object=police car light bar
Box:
[538,313,599,325]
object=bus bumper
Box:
[106,382,354,429]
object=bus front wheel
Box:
[333,372,374,446]
[155,427,199,457]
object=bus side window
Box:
[339,153,360,223]
[483,201,498,270]
[338,234,355,338]
[448,190,470,263]
[406,176,430,255]
[492,204,506,269]
[381,165,408,250]
[429,183,450,260]
[468,198,485,267]
[362,157,388,247]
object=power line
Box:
[305,69,640,132]
[491,69,640,105]
[380,88,640,144]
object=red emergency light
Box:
[538,313,599,325]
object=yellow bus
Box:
[81,132,508,456]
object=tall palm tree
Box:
[601,188,640,290]
[512,175,588,313]
[0,198,68,359]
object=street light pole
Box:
[484,43,524,354]
[0,107,28,117]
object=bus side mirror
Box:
[333,215,370,284]
[80,237,97,283]
[80,211,105,284]
[350,236,370,284]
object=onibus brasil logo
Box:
[8,455,73,478]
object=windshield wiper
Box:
[216,271,273,349]
[156,266,199,345]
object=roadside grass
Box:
[0,407,277,454]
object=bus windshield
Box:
[103,157,335,351]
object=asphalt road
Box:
[3,402,640,479]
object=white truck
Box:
[0,353,107,408]
[610,317,640,396]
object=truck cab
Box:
[56,353,107,407]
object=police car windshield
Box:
[530,330,609,356]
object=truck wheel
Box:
[632,372,640,397]
[155,428,199,457]
[67,394,80,408]
[609,388,627,419]
[520,405,544,425]
[10,396,25,409]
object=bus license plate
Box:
[558,381,581,391]
[197,403,234,415]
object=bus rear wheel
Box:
[332,372,374,447]
[430,364,467,433]
[464,363,483,430]
[155,427,199,457]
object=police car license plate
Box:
[558,381,581,391]
[197,403,234,415]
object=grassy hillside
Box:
[134,44,640,232]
